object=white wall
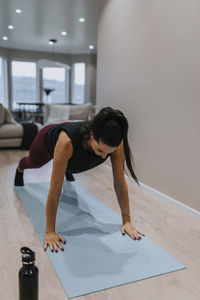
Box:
[96,0,200,211]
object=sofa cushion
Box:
[4,108,17,124]
[45,104,70,125]
[0,103,5,126]
[68,103,93,120]
[44,103,93,125]
[0,138,22,148]
[0,123,23,138]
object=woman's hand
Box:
[121,221,145,240]
[44,232,66,252]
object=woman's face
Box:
[89,132,117,159]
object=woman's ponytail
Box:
[109,108,140,187]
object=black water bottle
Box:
[19,247,39,300]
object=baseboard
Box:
[103,163,200,216]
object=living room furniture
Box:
[0,102,94,148]
[17,102,45,124]
[0,103,42,148]
[43,102,94,125]
[15,102,94,125]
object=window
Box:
[0,57,4,103]
[12,61,36,109]
[72,63,85,104]
[43,67,65,103]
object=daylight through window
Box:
[43,67,65,103]
[72,63,85,104]
[11,61,36,109]
[0,57,4,103]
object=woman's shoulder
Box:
[59,130,71,141]
[57,130,73,158]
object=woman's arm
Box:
[110,140,131,224]
[45,131,73,233]
[110,140,145,240]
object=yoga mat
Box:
[15,181,186,298]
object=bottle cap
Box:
[20,247,35,263]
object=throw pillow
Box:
[0,103,5,126]
[4,108,17,124]
[46,104,70,125]
[69,103,93,120]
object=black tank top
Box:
[44,121,112,174]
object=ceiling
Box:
[0,0,100,54]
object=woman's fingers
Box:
[134,232,141,239]
[50,244,54,252]
[122,223,145,241]
[127,231,142,240]
[56,241,64,251]
[130,232,141,240]
[44,242,48,251]
[59,236,66,244]
[49,243,57,252]
[43,233,66,252]
[130,229,145,240]
[137,231,145,237]
[52,243,58,252]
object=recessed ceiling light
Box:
[89,45,94,50]
[15,9,22,14]
[61,31,67,36]
[2,36,8,40]
[8,25,14,30]
[48,39,57,45]
[79,17,85,23]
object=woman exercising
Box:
[15,106,145,253]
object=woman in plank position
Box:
[15,106,145,252]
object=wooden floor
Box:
[0,149,200,300]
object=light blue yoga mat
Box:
[15,181,186,298]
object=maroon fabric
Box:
[18,124,55,171]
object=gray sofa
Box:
[0,103,42,148]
